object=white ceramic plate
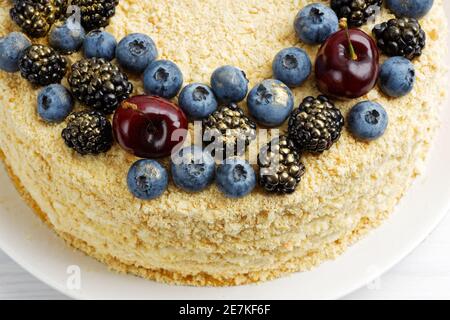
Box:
[1,6,450,301]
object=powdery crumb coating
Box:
[0,0,448,286]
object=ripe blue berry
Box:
[211,65,249,103]
[294,3,339,45]
[171,146,216,192]
[127,159,168,200]
[116,33,158,74]
[216,158,256,198]
[272,47,311,87]
[83,30,117,61]
[379,57,416,98]
[386,0,434,19]
[247,79,294,127]
[347,101,388,141]
[143,60,183,99]
[179,83,218,119]
[38,84,74,123]
[49,13,86,54]
[0,32,31,73]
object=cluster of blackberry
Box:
[9,0,124,155]
[1,0,433,199]
[373,17,426,60]
[330,0,426,60]
[10,0,69,38]
[10,0,119,37]
[256,95,344,194]
[71,0,119,31]
[202,104,257,158]
[331,0,383,27]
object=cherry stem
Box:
[339,18,358,61]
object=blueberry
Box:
[171,145,216,192]
[37,84,74,123]
[379,57,416,98]
[83,30,117,61]
[272,47,312,88]
[143,60,183,99]
[0,32,31,73]
[211,65,249,103]
[179,83,218,119]
[386,0,434,19]
[116,33,158,74]
[127,159,168,200]
[294,3,339,45]
[347,101,389,141]
[49,12,86,54]
[216,158,256,198]
[247,79,294,127]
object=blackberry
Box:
[10,0,68,38]
[68,58,133,114]
[258,135,306,194]
[372,17,426,60]
[203,103,257,159]
[71,0,119,31]
[62,110,113,155]
[19,44,67,86]
[331,0,382,27]
[288,95,344,153]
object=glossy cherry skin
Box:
[315,28,379,99]
[113,95,188,158]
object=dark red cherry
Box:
[113,95,188,158]
[315,26,379,99]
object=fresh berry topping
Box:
[116,33,158,74]
[62,110,113,155]
[71,0,119,31]
[19,44,67,86]
[247,79,294,127]
[83,30,117,61]
[10,0,68,38]
[288,95,344,153]
[113,95,188,159]
[179,83,218,120]
[38,84,73,123]
[372,17,426,60]
[0,32,31,73]
[171,145,216,193]
[216,158,256,198]
[294,3,339,45]
[386,0,434,19]
[331,0,383,27]
[143,60,184,99]
[315,19,379,99]
[272,47,312,88]
[127,159,168,200]
[347,101,388,141]
[210,66,249,103]
[49,9,86,54]
[379,56,416,97]
[68,57,133,114]
[258,135,305,194]
[203,103,257,159]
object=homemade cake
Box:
[0,0,447,286]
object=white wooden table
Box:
[1,211,449,300]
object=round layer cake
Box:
[0,0,448,286]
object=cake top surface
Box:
[0,0,448,223]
